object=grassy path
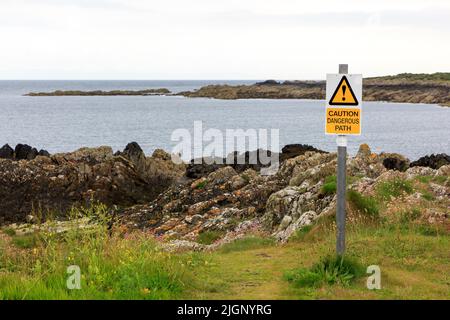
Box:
[183,227,450,300]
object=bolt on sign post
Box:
[325,64,362,256]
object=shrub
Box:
[285,255,364,287]
[376,178,413,201]
[347,190,380,217]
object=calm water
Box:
[0,80,449,160]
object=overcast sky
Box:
[0,0,449,79]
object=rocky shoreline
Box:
[1,142,449,247]
[25,88,171,96]
[178,73,450,106]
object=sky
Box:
[0,0,449,80]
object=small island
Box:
[25,88,171,96]
[177,73,450,107]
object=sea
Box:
[0,80,449,161]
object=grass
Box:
[347,190,380,217]
[197,230,224,245]
[195,181,207,190]
[185,221,449,299]
[321,175,337,195]
[376,178,413,201]
[284,255,365,287]
[0,203,203,300]
[219,236,275,254]
[1,197,449,300]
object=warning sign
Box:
[326,108,361,134]
[325,73,362,135]
[329,76,358,106]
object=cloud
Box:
[0,0,448,79]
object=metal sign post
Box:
[325,64,362,256]
[336,64,348,256]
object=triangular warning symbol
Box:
[329,76,358,106]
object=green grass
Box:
[1,200,449,300]
[376,178,413,201]
[219,236,275,254]
[399,208,421,224]
[321,175,337,195]
[195,181,208,189]
[197,230,224,245]
[421,191,435,201]
[2,227,16,237]
[347,190,380,217]
[0,204,202,300]
[11,234,40,249]
[284,255,365,287]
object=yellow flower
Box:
[141,288,150,295]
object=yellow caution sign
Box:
[329,76,358,106]
[326,108,361,134]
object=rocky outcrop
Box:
[186,145,326,179]
[0,143,185,224]
[380,153,410,171]
[178,73,450,106]
[0,144,14,159]
[410,154,450,169]
[0,143,50,161]
[25,88,171,96]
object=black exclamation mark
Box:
[342,85,347,101]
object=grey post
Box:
[336,64,348,256]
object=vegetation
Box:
[0,204,202,300]
[284,255,364,287]
[347,190,380,217]
[376,178,413,201]
[197,230,224,245]
[321,175,337,195]
[367,72,450,82]
[219,236,275,254]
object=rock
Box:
[405,166,436,178]
[14,144,39,160]
[380,153,410,172]
[255,80,280,85]
[207,166,238,185]
[436,165,450,177]
[273,210,319,242]
[357,143,372,158]
[280,144,327,161]
[278,215,292,230]
[38,149,50,157]
[25,214,36,224]
[0,144,14,159]
[0,145,184,224]
[410,154,450,169]
[152,149,171,160]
